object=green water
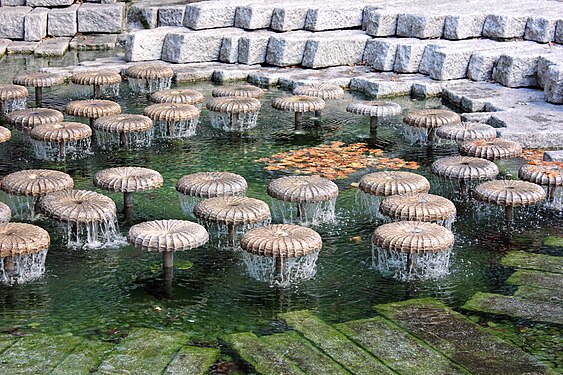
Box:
[0,53,561,356]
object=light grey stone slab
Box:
[350,73,421,98]
[7,40,39,54]
[556,20,563,44]
[24,7,48,42]
[129,4,158,29]
[525,17,558,43]
[363,38,399,71]
[461,112,494,123]
[1,0,25,6]
[47,4,78,37]
[212,66,261,83]
[270,5,308,32]
[183,0,253,30]
[394,39,430,73]
[418,43,473,80]
[544,150,563,161]
[27,0,73,7]
[482,14,527,39]
[0,6,31,40]
[443,14,486,40]
[162,28,242,64]
[0,39,11,57]
[123,26,184,61]
[411,80,445,97]
[219,34,242,63]
[34,36,70,56]
[158,6,185,27]
[247,70,286,86]
[396,13,445,39]
[301,30,368,68]
[238,31,270,65]
[69,34,117,50]
[493,51,541,87]
[363,7,398,37]
[467,49,503,81]
[235,3,275,30]
[265,30,313,67]
[78,3,124,33]
[543,63,563,103]
[304,4,365,31]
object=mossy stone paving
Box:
[279,310,395,375]
[501,251,563,274]
[223,332,306,375]
[163,345,221,375]
[375,298,553,375]
[463,292,563,326]
[506,270,563,291]
[51,339,115,375]
[514,286,563,304]
[97,328,217,375]
[0,334,17,354]
[335,316,470,375]
[261,331,352,375]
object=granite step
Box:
[506,270,563,291]
[501,251,563,274]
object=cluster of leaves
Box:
[522,149,563,178]
[257,142,419,180]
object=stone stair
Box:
[123,0,563,104]
[0,327,220,374]
[463,248,563,326]
[224,299,555,375]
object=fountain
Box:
[93,114,154,150]
[0,126,10,143]
[346,101,402,134]
[39,189,124,249]
[240,224,322,287]
[71,71,122,98]
[126,64,173,94]
[474,180,546,222]
[380,193,457,229]
[402,109,461,144]
[176,172,247,218]
[0,202,10,222]
[293,83,344,100]
[65,99,122,127]
[267,175,339,225]
[0,222,50,285]
[0,169,73,219]
[212,85,265,99]
[144,103,200,138]
[0,84,28,114]
[371,221,455,281]
[93,166,163,217]
[431,156,499,196]
[29,122,92,161]
[151,89,205,107]
[12,72,64,107]
[206,97,261,132]
[271,95,325,129]
[519,162,562,208]
[128,219,209,289]
[194,196,271,246]
[6,108,64,132]
[460,138,522,160]
[436,122,497,143]
[357,171,430,217]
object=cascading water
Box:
[129,77,172,94]
[242,252,319,287]
[154,119,198,138]
[30,139,92,161]
[208,112,259,132]
[372,245,453,281]
[271,199,337,225]
[62,219,126,249]
[355,190,385,219]
[1,193,41,220]
[2,98,26,114]
[95,129,153,149]
[0,249,47,284]
[201,220,271,248]
[400,125,431,145]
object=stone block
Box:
[24,7,48,42]
[419,43,474,80]
[173,63,216,82]
[363,7,398,37]
[524,17,557,43]
[270,5,308,32]
[158,6,185,27]
[35,36,70,56]
[1,0,25,6]
[219,34,242,63]
[350,75,414,98]
[238,31,270,65]
[183,0,250,30]
[396,13,445,39]
[302,30,368,68]
[69,34,117,50]
[304,4,364,31]
[0,6,31,40]
[48,4,78,37]
[557,20,563,44]
[162,28,242,64]
[123,26,184,61]
[482,14,527,39]
[7,41,39,54]
[235,3,275,30]
[544,150,563,161]
[128,4,158,29]
[467,49,502,81]
[394,39,429,73]
[247,69,286,86]
[212,66,261,83]
[461,112,494,123]
[411,81,444,98]
[78,3,124,33]
[363,38,399,71]
[0,39,11,57]
[443,14,486,40]
[265,30,312,67]
[543,64,563,103]
[26,0,73,7]
[493,52,541,87]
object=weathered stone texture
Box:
[35,37,70,56]
[27,0,74,7]
[493,52,541,87]
[183,1,251,30]
[482,14,527,39]
[270,5,308,32]
[24,7,48,42]
[524,17,558,43]
[363,39,398,72]
[7,41,38,54]
[158,6,185,27]
[302,30,368,68]
[364,7,398,37]
[0,6,31,40]
[394,40,429,73]
[123,26,184,62]
[265,31,312,66]
[1,0,26,6]
[443,14,486,40]
[304,5,365,31]
[47,4,78,37]
[238,31,270,65]
[235,3,275,30]
[162,28,241,64]
[396,13,445,39]
[78,3,124,33]
[69,34,117,51]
